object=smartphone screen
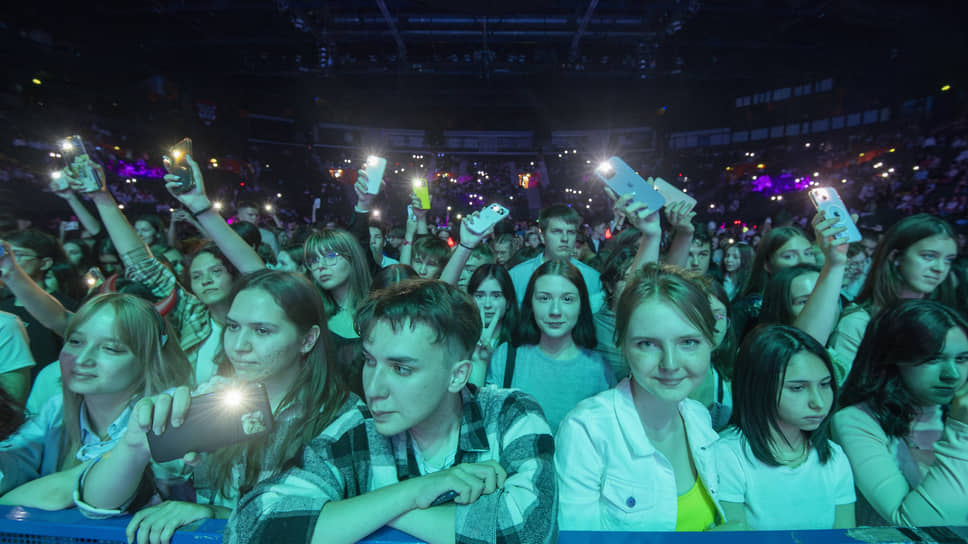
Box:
[60,136,103,193]
[147,383,273,462]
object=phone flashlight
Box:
[413,178,424,188]
[171,149,183,160]
[222,388,244,408]
[597,161,615,179]
[213,202,223,210]
[366,155,380,167]
[264,204,272,212]
[61,140,73,152]
[51,171,62,180]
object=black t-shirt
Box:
[0,290,79,379]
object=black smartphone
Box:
[147,382,273,462]
[163,138,195,195]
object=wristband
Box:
[459,242,475,251]
[191,205,213,218]
[402,240,412,246]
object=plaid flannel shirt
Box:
[120,246,212,356]
[226,385,557,544]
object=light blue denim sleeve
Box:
[0,395,64,494]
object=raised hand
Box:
[810,210,851,267]
[664,200,697,233]
[163,154,210,213]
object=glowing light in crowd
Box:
[32,78,42,85]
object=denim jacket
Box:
[555,378,725,531]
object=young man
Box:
[369,220,399,268]
[685,230,713,276]
[227,280,557,544]
[236,200,280,256]
[508,205,605,312]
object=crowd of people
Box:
[0,110,964,544]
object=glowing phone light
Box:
[223,388,244,407]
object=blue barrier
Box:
[1,506,966,543]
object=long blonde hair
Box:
[59,293,193,469]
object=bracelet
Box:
[191,205,213,218]
[402,240,412,246]
[459,242,475,251]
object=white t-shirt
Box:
[0,311,35,376]
[715,428,855,530]
[194,318,223,386]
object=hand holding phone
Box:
[363,156,387,195]
[595,157,666,212]
[465,203,509,236]
[651,177,697,209]
[413,178,431,210]
[60,136,104,193]
[163,138,195,195]
[809,187,861,243]
[147,383,273,462]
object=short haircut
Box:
[840,299,968,437]
[413,235,450,265]
[760,264,821,326]
[355,279,482,361]
[514,259,597,349]
[538,205,580,229]
[388,226,405,238]
[370,263,419,291]
[368,219,388,236]
[731,324,837,465]
[692,229,712,248]
[615,263,716,350]
[236,200,258,212]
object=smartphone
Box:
[809,187,862,243]
[466,203,509,235]
[60,135,103,193]
[413,178,431,210]
[63,221,80,232]
[651,177,697,209]
[595,157,666,212]
[84,267,105,289]
[163,138,195,195]
[147,383,273,462]
[430,490,459,507]
[364,156,387,195]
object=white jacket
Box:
[555,378,725,531]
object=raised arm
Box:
[439,211,490,287]
[793,210,849,344]
[661,201,697,268]
[166,155,264,274]
[615,193,662,273]
[0,241,71,336]
[399,195,426,267]
[56,191,102,237]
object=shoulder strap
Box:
[503,345,517,389]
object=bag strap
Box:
[503,345,517,389]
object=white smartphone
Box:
[651,177,697,208]
[466,203,509,235]
[595,157,666,212]
[364,156,387,195]
[809,187,862,243]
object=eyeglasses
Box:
[308,251,344,267]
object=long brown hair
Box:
[207,270,347,497]
[59,293,193,469]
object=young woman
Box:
[268,243,308,276]
[830,214,958,368]
[487,259,613,431]
[467,264,518,387]
[716,325,855,530]
[0,292,192,510]
[720,242,754,301]
[555,264,741,531]
[303,228,372,396]
[833,299,968,526]
[731,227,816,342]
[759,264,823,327]
[134,214,183,267]
[78,270,355,542]
[689,278,735,430]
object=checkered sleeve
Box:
[224,401,372,544]
[456,389,558,544]
[121,247,211,352]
